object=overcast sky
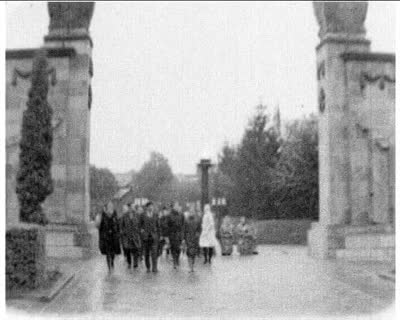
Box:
[6,2,396,174]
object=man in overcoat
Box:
[140,201,161,273]
[167,201,185,268]
[120,203,142,269]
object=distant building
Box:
[112,187,134,218]
[176,173,199,183]
[114,170,135,188]
[112,187,148,218]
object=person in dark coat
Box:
[167,202,185,269]
[120,203,142,269]
[183,209,202,272]
[158,206,170,257]
[140,201,161,273]
[95,201,121,272]
[135,205,145,262]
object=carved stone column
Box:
[43,2,95,257]
[308,2,371,258]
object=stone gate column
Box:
[42,2,95,257]
[307,2,371,258]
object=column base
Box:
[45,222,98,259]
[308,222,392,260]
[307,222,344,259]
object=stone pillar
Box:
[308,2,371,258]
[42,2,95,257]
[198,159,212,211]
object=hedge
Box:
[6,225,46,292]
[217,218,313,245]
[254,219,313,245]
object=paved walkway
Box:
[7,245,395,319]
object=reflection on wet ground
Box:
[7,245,395,318]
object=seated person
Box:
[236,216,258,255]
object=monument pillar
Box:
[308,2,371,258]
[42,2,95,257]
[308,2,395,261]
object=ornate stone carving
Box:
[375,137,390,151]
[88,85,92,110]
[6,135,20,149]
[313,2,368,39]
[7,116,64,150]
[355,123,369,138]
[89,58,93,77]
[317,61,325,80]
[318,88,326,113]
[12,52,57,86]
[12,67,56,87]
[360,72,395,91]
[48,2,95,34]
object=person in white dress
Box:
[199,204,218,264]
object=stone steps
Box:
[46,231,75,247]
[46,245,84,259]
[334,224,392,236]
[345,233,395,249]
[336,231,395,262]
[45,225,84,259]
[336,247,395,261]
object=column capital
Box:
[44,2,95,46]
[313,2,368,42]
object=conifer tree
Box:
[16,50,53,225]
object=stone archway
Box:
[5,2,395,261]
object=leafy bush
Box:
[6,226,46,293]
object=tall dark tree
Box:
[218,105,318,220]
[218,143,238,179]
[274,115,319,219]
[134,151,174,202]
[168,175,201,205]
[235,104,281,219]
[90,165,119,204]
[16,50,53,225]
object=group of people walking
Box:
[95,200,257,274]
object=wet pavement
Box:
[7,245,395,319]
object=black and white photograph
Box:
[2,1,397,319]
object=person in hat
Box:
[167,201,185,269]
[158,206,170,257]
[140,201,161,273]
[120,203,142,269]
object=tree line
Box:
[90,104,318,221]
[217,105,318,220]
[14,49,317,225]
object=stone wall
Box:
[6,49,75,226]
[255,220,313,245]
[6,46,92,225]
[343,53,395,225]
